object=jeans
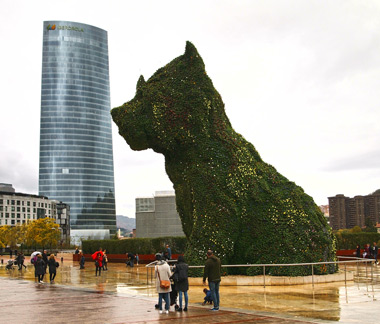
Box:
[158,292,170,310]
[178,290,188,309]
[209,280,220,309]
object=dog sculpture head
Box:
[111,41,230,155]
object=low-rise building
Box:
[0,184,70,242]
[135,191,185,238]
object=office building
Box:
[39,21,116,241]
[136,191,185,238]
[329,192,380,230]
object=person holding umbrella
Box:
[91,248,104,276]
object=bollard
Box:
[1,259,3,264]
[61,257,63,263]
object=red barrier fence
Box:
[73,253,182,264]
[73,250,373,264]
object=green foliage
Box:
[82,236,187,254]
[335,232,380,249]
[363,217,377,232]
[0,218,60,250]
[351,226,362,233]
[111,41,337,276]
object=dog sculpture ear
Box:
[136,75,146,92]
[184,41,199,58]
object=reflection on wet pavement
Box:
[1,254,380,323]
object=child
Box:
[202,288,212,305]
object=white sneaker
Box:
[159,310,163,314]
[39,281,44,283]
[165,310,169,314]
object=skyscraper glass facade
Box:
[39,21,116,235]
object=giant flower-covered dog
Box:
[112,42,336,275]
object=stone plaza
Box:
[1,253,380,323]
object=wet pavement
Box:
[1,253,380,323]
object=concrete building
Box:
[38,21,116,241]
[328,192,380,230]
[0,187,70,242]
[135,191,185,238]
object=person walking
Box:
[35,254,45,283]
[102,249,108,271]
[95,253,103,276]
[372,242,378,264]
[203,250,221,311]
[42,250,48,274]
[80,253,85,269]
[166,245,172,260]
[355,245,361,258]
[16,252,26,270]
[92,248,104,276]
[155,253,172,314]
[173,255,189,312]
[48,254,58,283]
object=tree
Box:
[351,226,362,233]
[0,226,11,248]
[25,218,60,249]
[363,217,377,233]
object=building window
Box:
[5,213,9,218]
[27,201,30,206]
[17,214,20,218]
[11,200,15,205]
[17,200,20,205]
[33,202,36,207]
[11,213,15,218]
[11,220,15,225]
[17,207,20,212]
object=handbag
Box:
[157,268,170,289]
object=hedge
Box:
[335,232,380,250]
[82,236,187,255]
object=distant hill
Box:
[116,215,136,233]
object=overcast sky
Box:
[1,0,380,218]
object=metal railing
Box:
[146,257,377,287]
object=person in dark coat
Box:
[48,254,58,283]
[126,252,135,267]
[102,249,108,271]
[35,254,45,283]
[16,252,26,270]
[355,245,361,258]
[172,255,189,312]
[42,250,48,274]
[203,250,221,311]
[80,253,85,269]
[95,252,103,276]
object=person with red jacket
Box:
[92,248,104,276]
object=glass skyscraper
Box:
[39,21,116,237]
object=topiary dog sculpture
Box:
[111,42,336,275]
